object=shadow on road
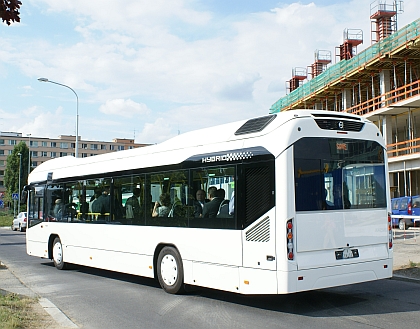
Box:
[39,261,420,317]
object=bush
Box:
[0,211,13,227]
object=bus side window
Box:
[190,166,236,229]
[147,170,188,227]
[114,175,145,225]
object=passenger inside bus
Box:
[92,187,111,219]
[152,193,171,217]
[193,189,207,218]
[53,199,62,219]
[125,188,142,223]
[168,188,182,217]
[78,195,89,220]
[216,188,230,217]
[203,186,222,218]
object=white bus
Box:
[25,110,393,295]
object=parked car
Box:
[412,195,420,227]
[391,196,419,229]
[11,212,27,232]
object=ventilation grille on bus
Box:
[314,119,364,132]
[245,166,272,226]
[235,115,276,135]
[311,113,361,121]
[245,216,270,242]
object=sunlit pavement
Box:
[392,227,420,269]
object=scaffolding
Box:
[370,0,403,43]
[287,67,307,93]
[270,18,420,114]
[309,50,331,78]
[336,29,363,61]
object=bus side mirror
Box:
[20,190,27,204]
[20,185,31,204]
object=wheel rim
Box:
[399,220,405,230]
[160,254,178,286]
[53,241,63,265]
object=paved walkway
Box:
[0,260,78,328]
[392,228,420,269]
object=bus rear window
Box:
[294,137,386,211]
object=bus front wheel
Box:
[52,237,66,270]
[157,246,184,294]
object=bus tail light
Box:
[287,219,294,260]
[388,213,393,249]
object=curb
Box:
[391,274,420,284]
[0,261,78,328]
[39,297,78,328]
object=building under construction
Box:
[270,1,420,198]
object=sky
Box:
[0,0,419,144]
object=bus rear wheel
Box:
[157,246,184,294]
[52,237,66,270]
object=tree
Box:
[0,0,21,25]
[4,141,29,206]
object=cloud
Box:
[214,73,261,101]
[4,0,420,145]
[135,118,174,144]
[16,106,75,139]
[98,99,150,118]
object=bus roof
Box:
[28,110,377,184]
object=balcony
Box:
[345,79,420,116]
[387,138,420,159]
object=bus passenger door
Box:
[239,161,276,271]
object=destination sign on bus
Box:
[336,142,348,151]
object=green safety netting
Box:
[270,18,420,113]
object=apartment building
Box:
[270,2,420,198]
[0,132,150,194]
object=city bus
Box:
[25,110,393,295]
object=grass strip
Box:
[0,293,37,329]
[0,213,13,228]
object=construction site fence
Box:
[391,215,420,241]
[270,18,420,113]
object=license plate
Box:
[335,248,359,260]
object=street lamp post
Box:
[38,78,79,158]
[17,152,22,215]
[27,133,31,176]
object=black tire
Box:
[11,224,16,231]
[398,219,406,230]
[19,224,25,232]
[157,246,184,294]
[52,237,66,270]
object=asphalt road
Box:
[1,228,420,329]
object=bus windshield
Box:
[294,137,386,211]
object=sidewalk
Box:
[0,260,78,328]
[392,228,420,269]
